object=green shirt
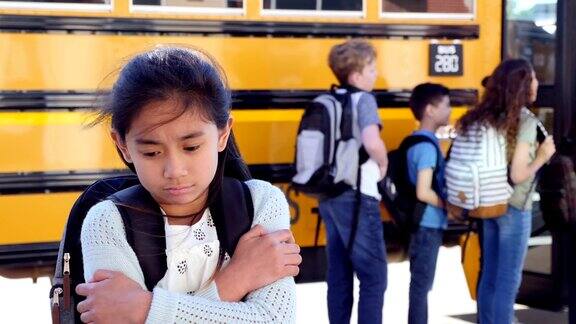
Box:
[508,110,538,211]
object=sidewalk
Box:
[0,246,567,323]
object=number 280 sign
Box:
[429,44,463,76]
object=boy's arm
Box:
[361,124,388,176]
[410,142,443,208]
[357,93,388,177]
[415,168,444,208]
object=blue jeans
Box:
[477,206,532,324]
[408,226,443,324]
[318,190,387,324]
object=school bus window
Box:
[132,0,243,11]
[0,0,110,7]
[381,0,475,19]
[504,0,556,85]
[262,0,362,15]
[0,0,108,2]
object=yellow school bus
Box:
[0,0,496,278]
[1,0,541,298]
[3,0,570,310]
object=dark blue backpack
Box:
[379,135,443,234]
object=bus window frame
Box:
[260,0,365,19]
[130,0,245,16]
[0,0,112,12]
[379,0,476,20]
[502,0,557,86]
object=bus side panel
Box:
[0,34,495,92]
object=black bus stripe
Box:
[0,14,479,39]
[0,89,478,110]
[0,164,295,194]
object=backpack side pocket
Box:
[446,160,478,209]
[293,130,325,185]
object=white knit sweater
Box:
[81,179,296,324]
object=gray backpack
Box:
[291,86,365,200]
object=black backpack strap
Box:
[108,185,166,291]
[332,86,365,143]
[520,115,550,208]
[400,134,443,191]
[348,161,363,253]
[400,134,440,157]
[210,177,254,257]
[339,92,354,141]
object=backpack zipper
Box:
[51,287,62,324]
[63,253,71,310]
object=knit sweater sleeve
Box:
[81,200,147,287]
[81,180,296,324]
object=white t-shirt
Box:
[361,158,382,200]
[156,209,229,295]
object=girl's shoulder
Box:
[520,107,539,124]
[86,199,123,220]
[244,178,280,195]
[81,199,140,258]
[519,109,539,136]
[82,200,127,239]
[244,179,287,206]
[243,179,290,231]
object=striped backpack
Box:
[445,123,513,218]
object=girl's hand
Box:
[214,225,301,302]
[76,270,152,324]
[536,136,556,162]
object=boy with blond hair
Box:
[319,39,388,324]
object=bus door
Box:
[505,0,576,310]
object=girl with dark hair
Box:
[459,59,555,323]
[74,46,300,323]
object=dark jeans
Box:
[477,206,531,324]
[408,226,443,324]
[318,190,387,324]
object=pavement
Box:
[0,246,568,323]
